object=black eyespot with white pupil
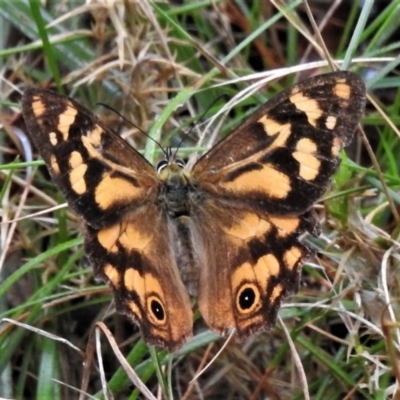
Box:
[236,283,260,314]
[151,299,165,321]
[147,295,167,325]
[239,288,256,309]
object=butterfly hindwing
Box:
[84,204,192,349]
[193,203,315,338]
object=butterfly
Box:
[21,71,366,350]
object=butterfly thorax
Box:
[157,163,196,218]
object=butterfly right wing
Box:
[193,72,366,216]
[190,72,366,341]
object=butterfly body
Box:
[22,71,366,350]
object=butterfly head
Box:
[156,146,190,184]
[156,158,185,173]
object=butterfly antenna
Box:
[172,94,226,162]
[165,146,173,162]
[96,102,168,160]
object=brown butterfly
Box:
[21,71,366,350]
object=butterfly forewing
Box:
[22,89,158,229]
[193,71,365,215]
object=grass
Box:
[0,0,399,399]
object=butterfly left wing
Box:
[192,71,366,339]
[22,89,193,350]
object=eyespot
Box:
[236,284,260,314]
[156,160,168,173]
[147,295,166,325]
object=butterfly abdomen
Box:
[169,216,200,296]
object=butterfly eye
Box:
[156,160,168,173]
[175,159,185,168]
